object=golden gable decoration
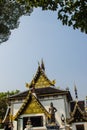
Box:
[14,92,50,120]
[26,61,55,89]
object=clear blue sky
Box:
[0,8,87,100]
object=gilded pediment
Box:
[22,95,45,114]
[14,92,50,120]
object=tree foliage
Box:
[17,0,87,32]
[0,0,87,43]
[0,0,33,43]
[0,90,20,121]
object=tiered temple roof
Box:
[26,62,55,89]
[9,62,72,101]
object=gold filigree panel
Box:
[35,75,51,88]
[22,96,44,114]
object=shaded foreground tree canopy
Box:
[0,0,33,43]
[0,0,87,43]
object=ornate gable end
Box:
[67,101,87,124]
[26,61,55,89]
[14,92,50,120]
[34,73,53,88]
[22,94,48,115]
[72,108,85,122]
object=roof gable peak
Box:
[26,61,55,89]
[71,101,84,117]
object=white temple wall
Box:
[40,95,69,127]
[11,100,24,116]
[11,94,70,118]
[64,96,70,118]
[40,95,68,116]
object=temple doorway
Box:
[23,116,43,129]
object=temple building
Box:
[3,61,87,130]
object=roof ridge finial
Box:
[38,61,40,67]
[41,59,45,71]
[74,82,78,101]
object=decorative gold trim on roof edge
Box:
[71,101,84,117]
[14,91,31,120]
